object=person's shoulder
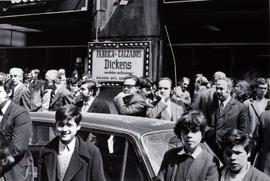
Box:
[131,93,146,102]
[246,166,270,181]
[77,136,100,155]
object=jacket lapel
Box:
[0,101,13,128]
[44,150,58,181]
[63,138,84,181]
[49,87,62,106]
[219,99,235,118]
[87,98,97,113]
[44,139,59,181]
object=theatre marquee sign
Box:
[88,41,150,83]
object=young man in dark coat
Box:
[155,110,219,181]
[37,104,106,181]
[0,78,33,181]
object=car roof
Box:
[30,112,175,138]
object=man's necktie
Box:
[219,101,224,114]
[50,91,55,105]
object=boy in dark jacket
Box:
[156,110,219,181]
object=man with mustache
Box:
[208,77,249,160]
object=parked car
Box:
[29,112,215,181]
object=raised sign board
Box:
[88,41,150,83]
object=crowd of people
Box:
[1,67,270,180]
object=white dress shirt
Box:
[57,138,76,180]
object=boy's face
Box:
[181,129,202,153]
[55,117,81,144]
[223,145,250,174]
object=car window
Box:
[142,131,181,175]
[79,131,148,181]
[30,124,148,181]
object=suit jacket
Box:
[0,101,33,181]
[29,79,45,112]
[192,88,218,123]
[37,136,106,181]
[49,86,74,111]
[210,98,249,142]
[75,97,110,114]
[255,110,270,176]
[87,98,110,113]
[12,83,31,111]
[156,147,219,181]
[114,93,146,116]
[147,99,184,122]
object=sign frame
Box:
[88,41,151,86]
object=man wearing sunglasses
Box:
[114,74,146,116]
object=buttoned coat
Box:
[210,98,249,143]
[114,93,146,116]
[155,147,219,181]
[37,136,106,181]
[0,102,33,181]
[146,100,184,122]
[12,83,31,111]
[48,86,74,111]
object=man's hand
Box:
[114,92,130,100]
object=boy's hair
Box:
[174,110,207,142]
[221,129,252,154]
[55,104,82,125]
[138,77,153,89]
[0,79,14,98]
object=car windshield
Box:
[142,130,182,175]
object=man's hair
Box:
[217,77,233,90]
[159,77,173,88]
[179,77,190,84]
[0,79,14,98]
[55,104,82,125]
[138,77,153,89]
[9,67,24,77]
[255,78,267,87]
[124,74,138,86]
[174,110,208,142]
[221,129,253,154]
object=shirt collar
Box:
[220,95,232,108]
[221,162,250,181]
[14,82,22,92]
[1,100,11,115]
[59,137,76,153]
[177,145,202,159]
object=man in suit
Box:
[37,104,106,181]
[0,79,33,181]
[147,77,184,122]
[9,67,31,111]
[114,75,146,116]
[76,80,110,114]
[208,77,249,159]
[192,71,226,122]
[41,70,74,112]
[28,69,45,112]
